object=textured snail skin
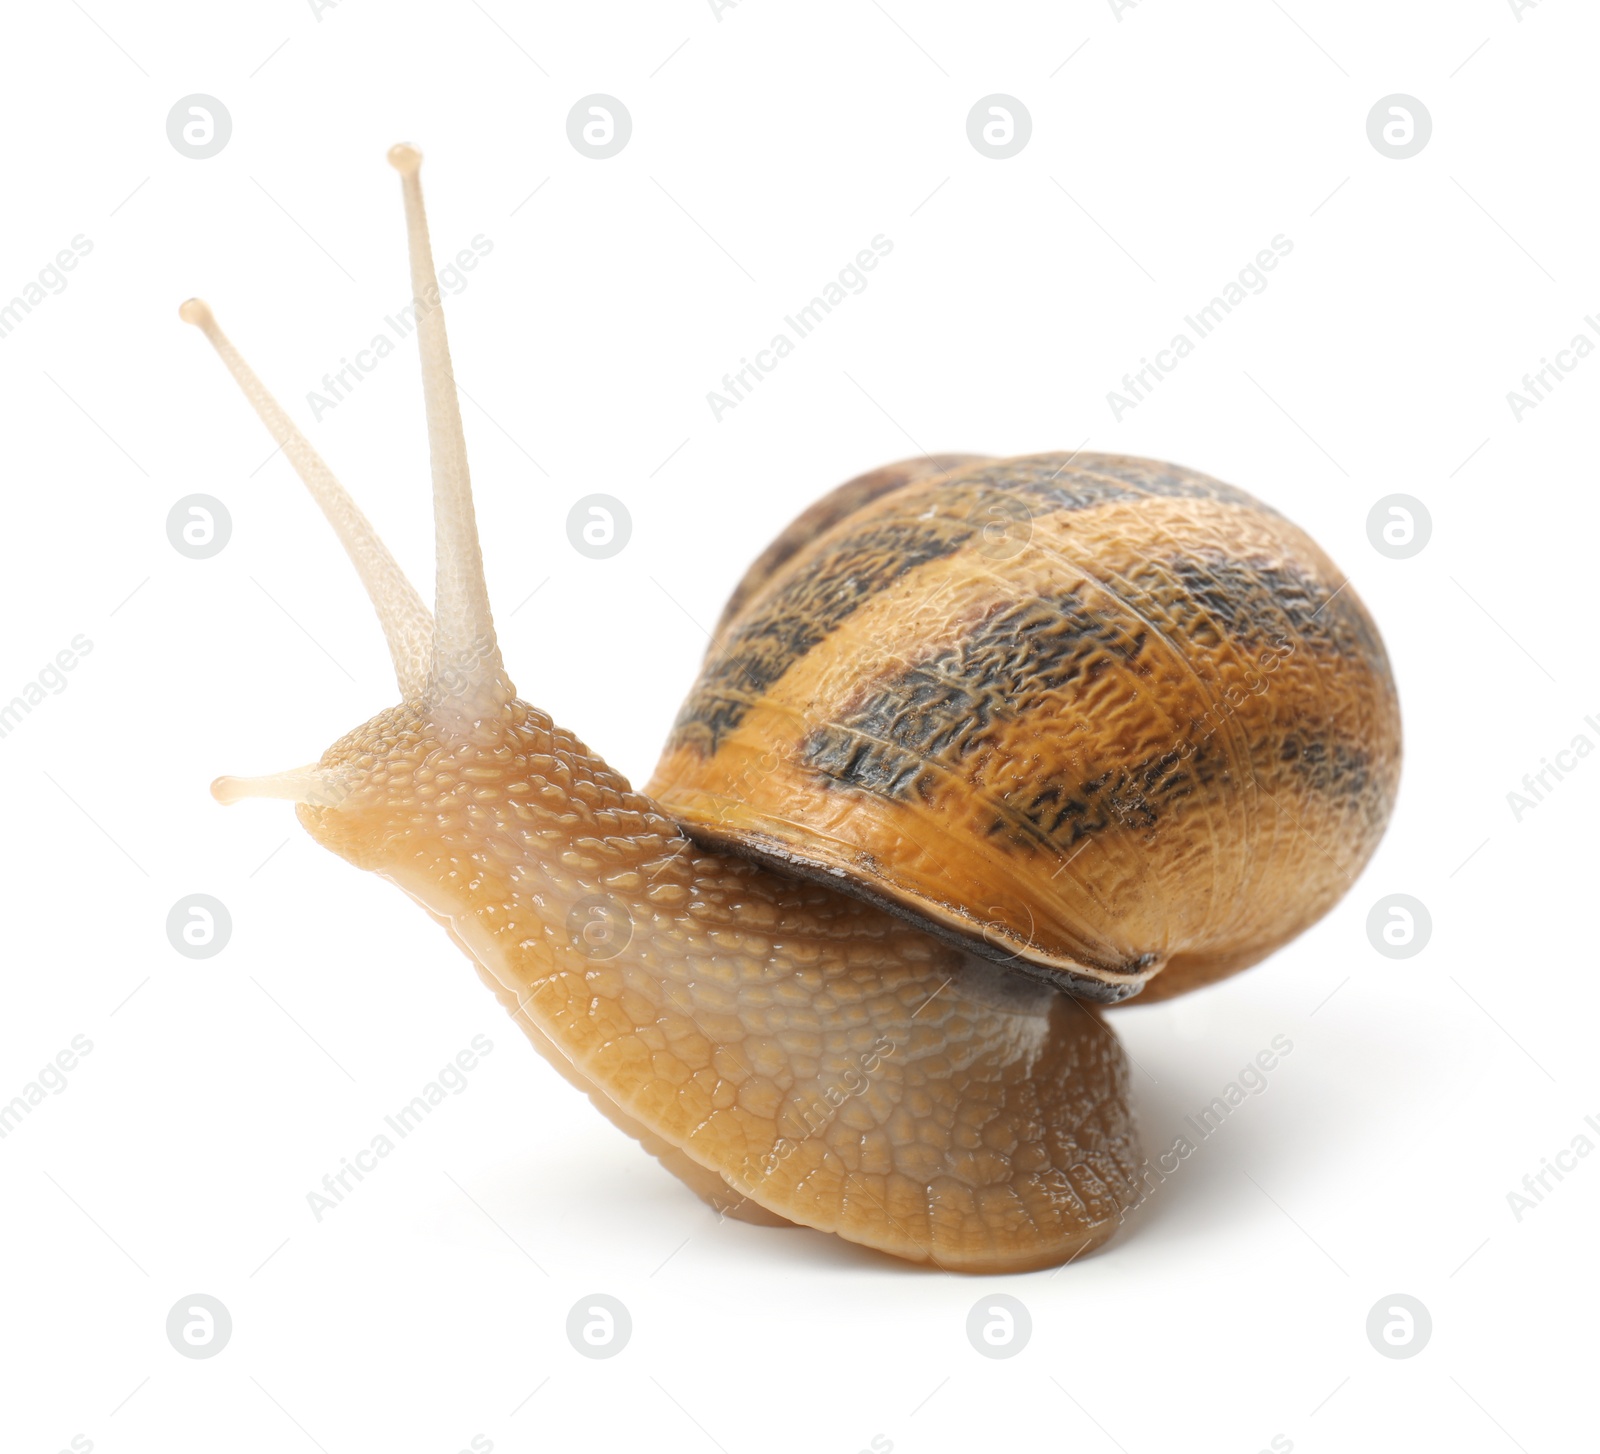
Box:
[297,700,1142,1273]
[650,453,1402,1004]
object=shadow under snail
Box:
[184,144,1401,1274]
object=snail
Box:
[184,145,1401,1273]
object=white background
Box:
[1,2,1594,1451]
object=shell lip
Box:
[671,817,1161,1005]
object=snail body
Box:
[185,147,1397,1273]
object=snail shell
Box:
[650,452,1402,1004]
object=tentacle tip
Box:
[209,764,341,807]
[211,774,245,805]
[387,143,423,176]
[179,297,213,327]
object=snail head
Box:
[189,144,530,881]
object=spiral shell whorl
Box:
[649,453,1401,1002]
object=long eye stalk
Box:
[211,763,346,807]
[188,143,514,806]
[178,299,434,699]
[387,143,511,722]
